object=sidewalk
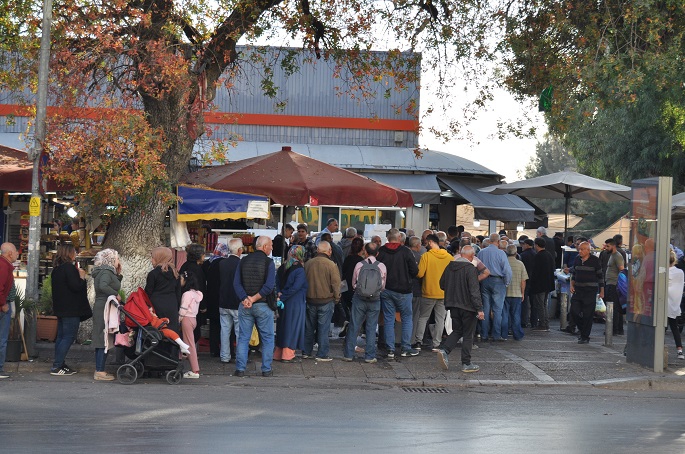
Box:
[6,320,685,390]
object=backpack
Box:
[355,259,383,301]
[616,269,629,311]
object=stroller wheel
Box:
[166,369,182,385]
[132,361,144,376]
[117,364,138,385]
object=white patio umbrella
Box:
[671,192,685,220]
[479,170,631,237]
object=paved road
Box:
[2,376,684,453]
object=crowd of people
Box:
[1,220,684,380]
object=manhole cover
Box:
[402,387,449,393]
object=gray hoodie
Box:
[339,237,354,259]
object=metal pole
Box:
[559,292,568,330]
[564,192,569,241]
[605,301,613,346]
[26,0,53,313]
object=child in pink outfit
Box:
[179,271,203,378]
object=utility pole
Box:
[26,0,53,310]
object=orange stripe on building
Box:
[204,112,417,131]
[0,104,418,131]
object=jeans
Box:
[236,303,274,373]
[344,295,380,360]
[440,307,478,365]
[503,297,524,340]
[0,304,12,372]
[52,316,80,370]
[95,348,108,372]
[380,290,413,352]
[480,277,506,339]
[219,308,240,362]
[304,301,334,358]
[414,297,446,347]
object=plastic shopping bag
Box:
[249,326,260,347]
[595,296,606,313]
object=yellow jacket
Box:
[417,248,454,299]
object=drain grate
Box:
[403,387,449,393]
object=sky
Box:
[419,87,547,183]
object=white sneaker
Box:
[183,371,200,379]
[678,351,684,360]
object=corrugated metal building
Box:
[0,46,536,233]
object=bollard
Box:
[560,293,568,330]
[605,301,613,346]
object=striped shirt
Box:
[571,254,604,290]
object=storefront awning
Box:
[438,176,535,222]
[177,185,270,222]
[361,173,441,204]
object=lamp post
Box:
[26,0,53,339]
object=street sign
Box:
[29,196,41,217]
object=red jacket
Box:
[123,287,158,328]
[0,256,14,308]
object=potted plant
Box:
[5,288,27,362]
[35,275,58,342]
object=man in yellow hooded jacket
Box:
[413,234,454,351]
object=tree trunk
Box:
[101,94,197,294]
[103,195,170,294]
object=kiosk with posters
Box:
[626,177,672,372]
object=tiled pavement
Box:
[6,320,685,390]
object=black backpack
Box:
[355,259,383,301]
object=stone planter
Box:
[36,315,58,342]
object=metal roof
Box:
[439,176,535,222]
[199,140,501,177]
[214,47,420,121]
[361,172,441,204]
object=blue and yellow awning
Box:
[177,184,270,222]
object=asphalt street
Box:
[2,376,684,453]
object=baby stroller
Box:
[114,288,184,385]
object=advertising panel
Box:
[628,180,658,326]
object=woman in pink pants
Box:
[179,271,203,378]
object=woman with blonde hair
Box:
[668,250,684,360]
[145,247,181,333]
[92,248,122,381]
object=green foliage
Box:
[502,0,685,191]
[38,275,53,315]
[524,135,629,239]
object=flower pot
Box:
[5,339,22,362]
[36,315,58,342]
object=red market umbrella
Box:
[182,146,413,207]
[0,145,67,192]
